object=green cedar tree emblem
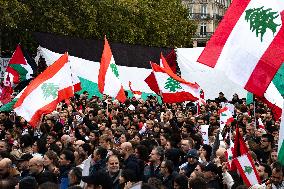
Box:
[110,63,119,78]
[245,6,280,42]
[164,77,182,92]
[41,83,59,100]
[244,165,253,174]
[228,155,232,161]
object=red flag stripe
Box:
[245,12,284,96]
[197,0,251,67]
[98,37,112,94]
[162,92,199,103]
[29,85,75,127]
[151,62,199,89]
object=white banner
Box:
[200,125,209,145]
[0,58,10,80]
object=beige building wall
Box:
[182,0,232,47]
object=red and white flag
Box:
[151,62,200,103]
[98,37,126,103]
[198,0,284,97]
[231,127,261,187]
[14,53,81,127]
[233,154,261,187]
[257,118,265,130]
[219,107,234,131]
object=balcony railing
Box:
[189,13,223,20]
[189,13,211,20]
[193,32,214,38]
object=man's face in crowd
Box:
[107,156,120,174]
[177,114,184,123]
[149,149,160,163]
[160,161,167,176]
[0,113,7,121]
[187,156,197,165]
[256,165,265,180]
[28,159,42,174]
[46,120,54,127]
[146,120,153,130]
[0,141,7,153]
[270,168,283,186]
[180,140,191,153]
[260,137,270,149]
[123,117,130,126]
[59,154,69,166]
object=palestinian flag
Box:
[233,154,261,187]
[98,37,126,103]
[151,62,200,103]
[4,44,37,86]
[198,0,284,97]
[14,53,80,127]
[278,102,284,165]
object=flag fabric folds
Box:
[14,53,80,127]
[98,37,126,103]
[4,44,37,86]
[197,0,284,97]
[151,62,200,103]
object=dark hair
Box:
[67,186,83,189]
[163,160,174,174]
[95,147,108,160]
[121,169,136,182]
[38,182,59,189]
[188,177,206,189]
[174,175,189,189]
[70,167,82,182]
[20,134,33,148]
[260,163,272,177]
[61,150,75,162]
[135,145,149,162]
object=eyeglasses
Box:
[261,140,269,143]
[109,162,119,165]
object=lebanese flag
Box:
[14,53,81,127]
[145,51,177,94]
[225,147,234,169]
[197,0,284,97]
[233,154,261,187]
[129,81,142,99]
[151,62,200,103]
[98,37,126,103]
[219,107,234,131]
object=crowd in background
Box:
[0,91,283,189]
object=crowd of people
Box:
[0,91,283,189]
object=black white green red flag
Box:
[198,0,284,97]
[4,44,37,86]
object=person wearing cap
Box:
[203,163,222,189]
[183,149,199,177]
[82,170,113,189]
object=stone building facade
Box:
[182,0,232,47]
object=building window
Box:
[201,4,207,18]
[200,23,207,36]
